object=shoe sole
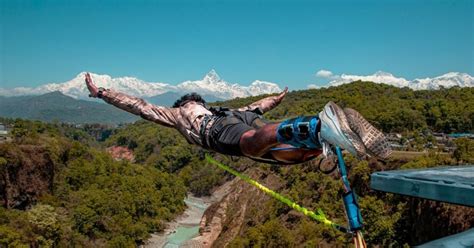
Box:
[319,102,367,158]
[344,108,392,160]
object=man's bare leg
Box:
[239,123,322,163]
[239,123,280,157]
[268,144,322,163]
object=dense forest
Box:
[1,81,473,247]
[0,119,188,246]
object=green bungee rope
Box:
[205,154,348,233]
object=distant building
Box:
[448,133,474,139]
[0,124,7,135]
[0,123,9,142]
[386,133,408,151]
[387,133,402,142]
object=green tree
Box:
[453,138,474,163]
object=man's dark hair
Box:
[172,93,206,108]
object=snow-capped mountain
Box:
[329,71,410,88]
[176,70,281,99]
[327,71,473,90]
[408,72,474,90]
[0,72,171,99]
[0,70,282,100]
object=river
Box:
[142,182,231,248]
[142,195,209,247]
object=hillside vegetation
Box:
[0,92,138,124]
[0,119,186,246]
[1,82,473,247]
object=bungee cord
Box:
[205,154,348,233]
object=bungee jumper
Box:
[85,72,392,247]
[85,73,392,164]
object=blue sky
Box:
[1,0,473,89]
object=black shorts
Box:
[206,111,267,156]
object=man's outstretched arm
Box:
[237,87,288,114]
[85,73,178,127]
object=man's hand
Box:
[85,72,99,98]
[275,87,288,103]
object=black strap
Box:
[199,115,215,148]
[207,106,233,116]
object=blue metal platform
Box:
[371,165,474,207]
[417,228,474,248]
[371,165,474,247]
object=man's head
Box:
[173,93,206,108]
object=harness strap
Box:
[199,115,217,148]
[207,106,233,116]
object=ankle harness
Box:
[276,116,322,149]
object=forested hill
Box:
[0,91,138,124]
[216,81,474,133]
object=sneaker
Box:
[343,108,392,160]
[319,102,368,159]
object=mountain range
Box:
[0,70,282,101]
[1,71,473,102]
[326,71,474,90]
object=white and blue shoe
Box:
[344,107,392,160]
[319,102,368,159]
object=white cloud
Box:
[315,70,334,78]
[307,84,319,89]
